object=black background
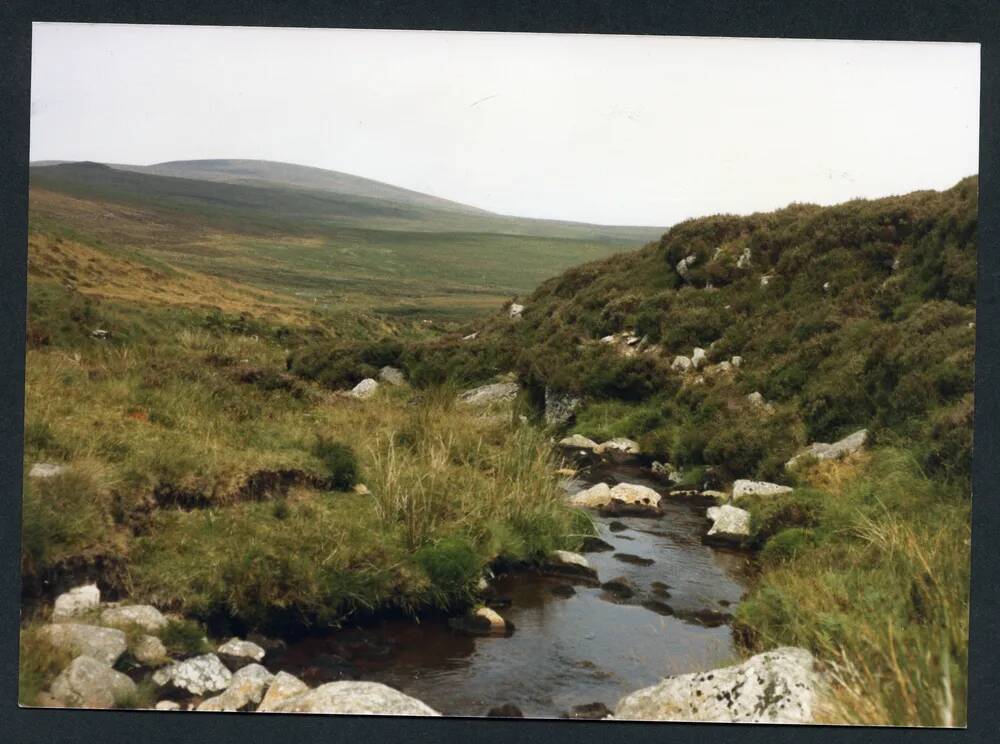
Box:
[1,2,997,742]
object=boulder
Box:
[91,329,110,339]
[601,576,637,599]
[579,536,615,553]
[651,461,681,483]
[268,681,440,716]
[747,391,766,406]
[449,606,513,636]
[42,623,127,666]
[610,483,662,507]
[730,355,743,368]
[49,655,136,709]
[785,429,868,470]
[675,254,697,281]
[542,550,598,581]
[349,378,378,400]
[568,482,612,508]
[559,434,599,450]
[508,303,525,320]
[52,584,100,621]
[133,634,168,666]
[544,388,582,426]
[257,671,310,712]
[671,355,693,373]
[691,348,708,370]
[595,438,640,457]
[732,479,793,500]
[100,604,168,633]
[458,381,520,406]
[153,653,232,697]
[28,462,68,479]
[378,366,405,386]
[715,361,733,374]
[217,637,266,664]
[197,664,274,712]
[705,504,751,544]
[155,700,182,711]
[352,483,371,496]
[613,647,821,723]
[736,246,752,269]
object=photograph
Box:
[18,22,979,727]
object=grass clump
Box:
[157,618,212,657]
[18,624,74,705]
[312,438,359,491]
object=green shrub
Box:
[312,438,359,490]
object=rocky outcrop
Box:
[732,479,793,501]
[544,388,582,426]
[42,623,127,666]
[785,429,868,470]
[379,366,405,386]
[197,664,274,712]
[613,647,821,723]
[52,584,100,621]
[349,378,379,400]
[705,505,751,544]
[28,462,68,479]
[48,655,136,709]
[458,381,520,406]
[257,671,310,712]
[267,681,440,716]
[153,653,232,697]
[100,604,167,633]
[559,434,599,450]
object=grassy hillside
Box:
[286,177,976,725]
[29,162,660,319]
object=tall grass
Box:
[736,450,970,727]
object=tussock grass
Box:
[18,624,74,705]
[736,450,970,727]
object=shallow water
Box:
[271,463,750,718]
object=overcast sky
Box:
[31,24,980,226]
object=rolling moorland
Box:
[19,165,975,725]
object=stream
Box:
[269,462,751,718]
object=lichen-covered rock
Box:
[569,482,612,508]
[705,504,751,544]
[197,664,274,711]
[676,254,697,281]
[153,653,232,696]
[268,681,439,716]
[671,355,693,373]
[349,378,379,400]
[559,434,599,450]
[378,366,405,386]
[52,584,100,621]
[785,429,868,470]
[100,604,168,633]
[42,623,127,666]
[257,671,310,712]
[544,388,582,426]
[217,637,266,663]
[458,381,520,406]
[49,656,136,709]
[133,634,168,666]
[595,438,640,457]
[613,647,821,723]
[732,479,793,500]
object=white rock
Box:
[747,391,766,407]
[42,623,127,666]
[268,681,440,716]
[737,245,753,269]
[100,604,168,633]
[257,671,310,712]
[461,332,478,341]
[52,584,100,621]
[730,356,743,368]
[785,429,869,470]
[217,637,266,663]
[671,355,693,373]
[450,606,510,636]
[760,273,774,287]
[822,281,831,291]
[595,438,640,456]
[153,654,232,696]
[28,462,68,479]
[568,482,612,508]
[732,479,793,500]
[133,635,168,666]
[378,366,405,386]
[49,655,136,709]
[691,348,708,370]
[547,550,593,572]
[600,335,617,344]
[197,664,274,711]
[609,483,662,508]
[559,434,599,450]
[352,483,371,496]
[155,700,182,711]
[676,254,698,281]
[458,381,520,406]
[614,647,820,723]
[508,303,525,320]
[715,361,732,373]
[349,378,379,400]
[706,504,752,543]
